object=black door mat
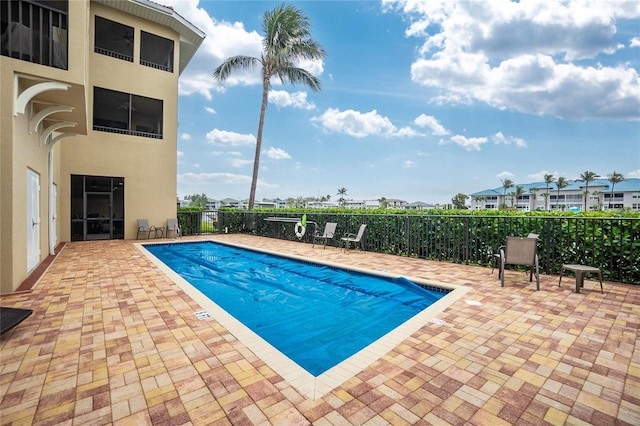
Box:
[0,307,33,334]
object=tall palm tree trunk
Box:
[248,77,270,210]
[583,184,589,211]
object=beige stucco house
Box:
[0,0,204,293]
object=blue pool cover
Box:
[145,241,447,376]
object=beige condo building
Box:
[0,0,205,293]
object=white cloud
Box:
[177,151,184,157]
[229,158,252,168]
[627,169,640,178]
[296,57,325,78]
[387,0,640,120]
[206,129,255,146]
[414,114,449,135]
[496,171,514,179]
[312,108,419,138]
[440,135,488,151]
[269,90,316,110]
[172,1,264,98]
[264,147,291,160]
[527,171,563,181]
[205,107,216,114]
[181,133,191,140]
[178,171,251,185]
[403,160,416,168]
[631,37,640,48]
[493,132,527,148]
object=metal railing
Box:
[176,211,640,284]
[1,0,68,69]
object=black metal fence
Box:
[177,210,640,284]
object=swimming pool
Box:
[144,240,446,375]
[139,238,469,399]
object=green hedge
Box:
[216,209,640,284]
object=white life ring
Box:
[294,221,306,239]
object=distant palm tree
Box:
[530,188,539,211]
[378,197,388,209]
[576,170,600,211]
[513,185,525,209]
[213,4,326,210]
[472,195,486,209]
[607,171,624,209]
[592,190,603,210]
[544,174,555,211]
[555,177,569,210]
[500,178,514,209]
[337,187,347,207]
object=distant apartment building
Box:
[1,0,204,293]
[470,178,640,211]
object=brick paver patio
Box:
[1,235,639,425]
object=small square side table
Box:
[559,264,603,294]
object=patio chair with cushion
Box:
[499,236,540,290]
[341,224,367,252]
[136,219,159,239]
[166,218,182,238]
[313,222,337,249]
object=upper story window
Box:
[93,87,163,139]
[1,0,68,69]
[603,193,624,200]
[140,30,173,72]
[94,16,133,62]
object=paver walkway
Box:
[1,235,639,425]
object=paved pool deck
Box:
[1,234,638,425]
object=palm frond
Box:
[275,66,322,91]
[213,55,260,81]
[282,38,326,62]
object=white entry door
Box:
[27,169,41,272]
[51,183,58,249]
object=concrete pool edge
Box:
[135,239,471,400]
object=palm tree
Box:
[555,177,569,210]
[472,195,486,209]
[213,4,326,210]
[576,170,600,211]
[500,178,514,209]
[543,174,555,211]
[529,188,539,211]
[591,191,603,211]
[513,185,525,209]
[607,171,624,209]
[378,197,389,209]
[337,187,347,207]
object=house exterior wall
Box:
[1,0,89,294]
[1,0,203,294]
[58,2,180,243]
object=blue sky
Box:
[171,0,640,205]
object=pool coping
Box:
[136,238,471,400]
